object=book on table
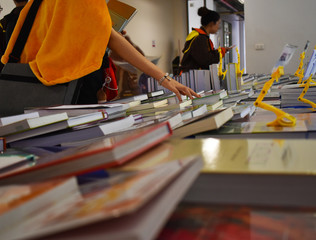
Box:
[191,90,221,106]
[206,99,223,111]
[209,64,221,91]
[127,99,169,112]
[0,121,173,185]
[222,89,254,104]
[141,93,185,104]
[0,148,37,175]
[231,103,256,121]
[123,111,183,131]
[0,177,81,239]
[280,84,316,108]
[213,89,228,99]
[196,112,310,139]
[111,93,149,103]
[147,89,165,98]
[104,99,141,108]
[0,112,68,137]
[172,107,234,138]
[4,111,107,144]
[248,91,280,101]
[180,104,208,121]
[127,99,193,115]
[24,103,126,118]
[107,0,137,32]
[2,152,203,240]
[0,138,5,152]
[9,114,135,148]
[193,69,212,93]
[169,138,316,207]
[0,111,40,126]
[226,63,243,92]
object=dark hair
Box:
[198,7,220,26]
[14,0,28,3]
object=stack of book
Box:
[280,84,316,108]
[231,103,257,121]
[0,74,239,239]
[0,107,205,239]
[146,69,214,94]
[222,89,254,105]
[0,147,203,240]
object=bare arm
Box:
[108,29,200,101]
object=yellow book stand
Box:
[218,47,227,81]
[298,74,316,109]
[296,46,316,109]
[295,42,310,84]
[254,66,297,127]
[236,47,244,77]
[294,50,306,84]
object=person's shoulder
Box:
[194,34,208,42]
[0,15,9,29]
[13,6,25,14]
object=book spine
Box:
[0,138,5,152]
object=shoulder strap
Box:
[8,0,43,63]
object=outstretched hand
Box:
[160,78,201,102]
[225,45,236,52]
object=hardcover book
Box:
[0,148,36,175]
[5,112,107,144]
[9,155,202,240]
[0,138,5,152]
[7,153,202,240]
[192,91,221,106]
[210,64,221,91]
[128,100,193,115]
[0,112,68,137]
[0,177,81,238]
[180,138,316,207]
[24,103,126,118]
[127,99,169,112]
[147,89,165,98]
[0,121,173,184]
[9,115,135,148]
[172,107,234,138]
[0,111,40,126]
[193,70,212,93]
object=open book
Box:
[108,0,137,32]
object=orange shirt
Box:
[1,0,112,86]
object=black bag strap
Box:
[8,0,43,63]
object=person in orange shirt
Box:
[2,0,200,103]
